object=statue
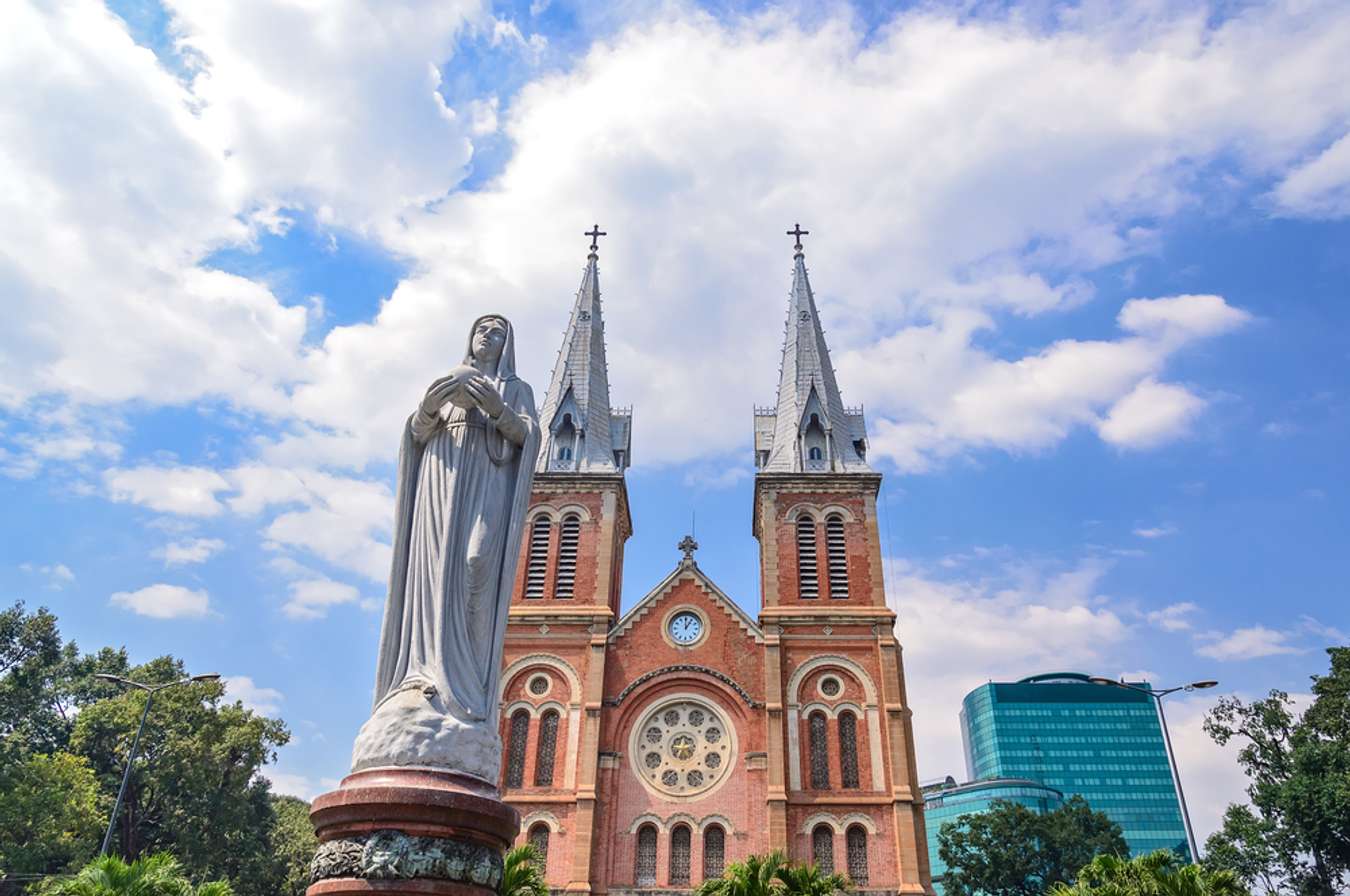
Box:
[350,313,540,783]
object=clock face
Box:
[669,611,703,644]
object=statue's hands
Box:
[463,375,506,418]
[420,370,468,417]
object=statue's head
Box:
[470,315,508,366]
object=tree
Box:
[267,797,316,896]
[36,853,232,896]
[773,861,849,896]
[1203,647,1350,895]
[937,796,1128,896]
[1049,850,1248,896]
[499,846,548,896]
[0,747,102,886]
[697,852,790,896]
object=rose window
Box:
[630,698,734,798]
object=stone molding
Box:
[310,830,503,888]
[604,664,760,709]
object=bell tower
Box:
[500,227,632,894]
[753,226,933,893]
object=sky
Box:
[2,0,1349,850]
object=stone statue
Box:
[350,314,540,783]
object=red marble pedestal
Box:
[307,769,519,896]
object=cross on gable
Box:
[678,534,699,564]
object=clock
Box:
[668,611,703,645]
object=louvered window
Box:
[555,514,580,598]
[809,711,830,789]
[846,826,868,884]
[812,825,835,875]
[702,825,725,881]
[838,711,860,789]
[528,823,550,870]
[797,514,819,599]
[524,517,550,598]
[636,824,657,887]
[534,710,559,786]
[669,824,691,886]
[825,514,848,599]
[505,709,530,788]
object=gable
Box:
[609,563,763,645]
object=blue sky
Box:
[2,0,1348,844]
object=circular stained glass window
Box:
[819,676,841,698]
[528,675,550,696]
[630,698,735,799]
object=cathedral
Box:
[496,229,933,896]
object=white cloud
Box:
[1099,378,1207,449]
[106,466,231,517]
[1148,601,1198,632]
[283,578,361,620]
[264,769,333,801]
[1196,625,1304,661]
[1134,524,1179,539]
[223,675,284,715]
[110,583,213,619]
[20,562,76,589]
[1274,131,1350,217]
[155,537,227,566]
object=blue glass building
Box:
[921,776,1064,893]
[960,672,1190,860]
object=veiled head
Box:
[471,316,508,365]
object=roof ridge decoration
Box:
[755,225,870,474]
[609,562,763,644]
[537,226,632,473]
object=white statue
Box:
[351,314,540,783]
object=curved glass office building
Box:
[922,777,1064,892]
[960,672,1190,860]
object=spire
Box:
[754,226,869,473]
[537,227,632,473]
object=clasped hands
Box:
[421,369,506,419]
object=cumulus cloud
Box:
[110,583,213,619]
[105,466,230,517]
[19,562,76,589]
[283,578,362,620]
[1099,378,1207,449]
[1274,132,1350,217]
[224,675,285,715]
[1196,625,1304,661]
[1147,602,1198,632]
[155,537,227,566]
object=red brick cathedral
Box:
[496,233,933,896]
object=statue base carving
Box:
[307,768,519,896]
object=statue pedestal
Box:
[307,768,519,896]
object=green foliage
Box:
[1203,647,1350,895]
[0,747,102,881]
[266,797,316,896]
[1048,850,1247,896]
[499,846,548,896]
[35,853,232,896]
[695,852,848,896]
[773,861,850,896]
[937,795,1129,896]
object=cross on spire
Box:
[585,224,607,257]
[787,223,809,256]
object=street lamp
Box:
[93,672,221,856]
[1088,676,1217,863]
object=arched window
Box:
[809,711,830,789]
[555,413,576,464]
[812,824,835,875]
[808,446,823,461]
[796,514,819,599]
[838,711,860,789]
[669,824,691,886]
[825,514,848,599]
[524,517,550,599]
[555,514,580,599]
[846,825,868,884]
[534,709,559,786]
[635,824,658,887]
[558,445,572,460]
[528,822,550,871]
[702,825,726,881]
[505,709,530,788]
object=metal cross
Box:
[787,223,809,253]
[585,224,607,254]
[678,534,699,563]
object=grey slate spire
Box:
[754,229,869,473]
[537,230,632,473]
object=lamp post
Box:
[1088,675,1217,863]
[93,672,221,856]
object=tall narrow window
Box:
[524,517,550,598]
[838,711,860,789]
[845,825,868,884]
[635,824,657,887]
[669,824,691,886]
[555,514,580,598]
[528,823,550,871]
[797,514,819,599]
[825,514,848,599]
[809,711,830,789]
[702,825,725,881]
[812,825,835,875]
[505,709,530,788]
[534,710,559,786]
